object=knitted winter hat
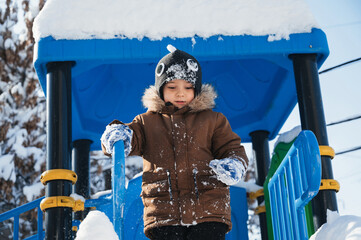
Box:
[155,45,202,100]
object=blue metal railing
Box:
[0,141,126,240]
[1,131,321,240]
[268,131,321,240]
[0,197,45,240]
[0,192,117,240]
[112,141,126,239]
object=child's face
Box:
[163,79,195,108]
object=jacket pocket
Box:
[201,188,231,216]
[141,170,173,206]
[195,170,227,191]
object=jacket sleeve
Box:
[127,115,145,157]
[211,112,249,169]
[101,115,145,157]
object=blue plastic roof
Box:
[33,28,329,150]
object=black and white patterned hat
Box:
[155,45,202,100]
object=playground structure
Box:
[0,130,323,240]
[0,23,340,239]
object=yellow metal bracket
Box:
[320,179,340,192]
[41,169,77,185]
[40,196,85,212]
[255,206,266,215]
[248,189,264,200]
[319,145,335,159]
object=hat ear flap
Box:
[159,85,165,100]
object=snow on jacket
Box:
[103,84,248,238]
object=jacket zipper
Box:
[193,168,199,200]
[167,170,173,201]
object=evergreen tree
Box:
[0,0,46,237]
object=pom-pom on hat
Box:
[155,45,202,100]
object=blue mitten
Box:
[100,124,133,156]
[209,158,246,185]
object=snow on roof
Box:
[33,0,318,42]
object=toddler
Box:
[101,45,248,240]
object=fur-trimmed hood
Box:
[142,84,217,113]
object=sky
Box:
[29,0,361,239]
[311,0,361,218]
[268,0,361,217]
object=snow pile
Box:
[233,180,263,193]
[70,193,86,202]
[75,210,119,240]
[91,190,112,200]
[310,210,361,240]
[33,0,318,42]
[273,125,302,148]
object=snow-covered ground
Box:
[310,210,361,240]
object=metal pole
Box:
[291,54,338,231]
[45,62,73,240]
[73,139,92,221]
[250,130,271,240]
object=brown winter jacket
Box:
[102,84,248,238]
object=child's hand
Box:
[100,124,133,156]
[209,158,246,185]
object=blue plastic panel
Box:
[33,29,329,150]
[227,187,249,240]
[268,131,321,240]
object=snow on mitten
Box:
[101,124,133,156]
[209,158,246,185]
